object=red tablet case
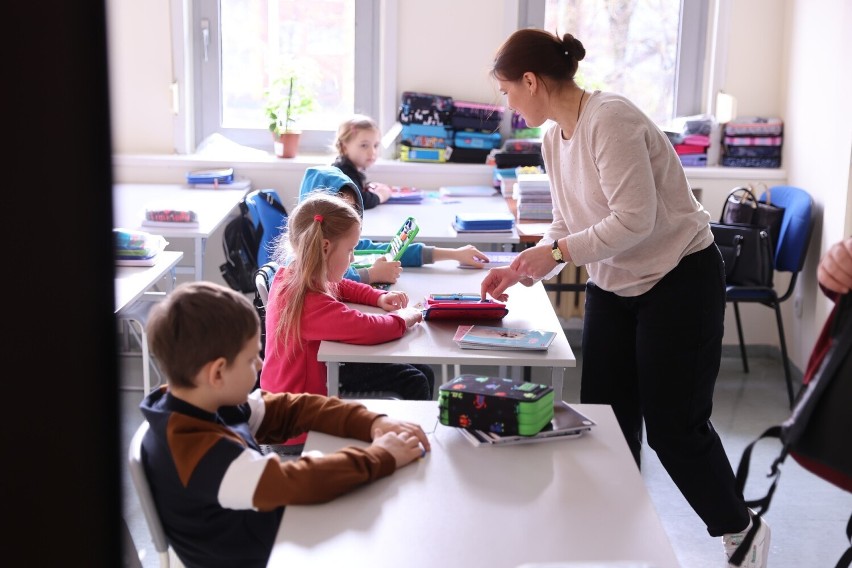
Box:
[422,300,508,321]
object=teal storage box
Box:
[438,375,554,436]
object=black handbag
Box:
[710,222,774,287]
[721,185,785,251]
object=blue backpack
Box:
[219,189,288,293]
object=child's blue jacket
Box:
[298,166,429,282]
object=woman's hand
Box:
[368,256,402,284]
[510,243,561,282]
[480,265,523,301]
[818,236,852,294]
[378,290,409,311]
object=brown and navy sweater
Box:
[139,387,394,568]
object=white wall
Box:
[107,0,852,370]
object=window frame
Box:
[520,0,711,121]
[187,0,380,154]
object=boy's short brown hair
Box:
[146,281,260,389]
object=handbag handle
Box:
[720,186,759,222]
[749,182,771,206]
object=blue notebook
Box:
[453,212,515,232]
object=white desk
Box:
[269,400,679,568]
[317,260,576,396]
[114,251,183,313]
[363,195,519,246]
[113,183,248,281]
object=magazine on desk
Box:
[454,325,556,350]
[439,185,499,197]
[459,250,520,269]
[457,401,596,446]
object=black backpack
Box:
[219,190,287,293]
[731,293,852,567]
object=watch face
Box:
[551,241,564,262]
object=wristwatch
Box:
[551,240,565,263]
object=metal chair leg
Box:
[733,301,749,373]
[773,303,795,408]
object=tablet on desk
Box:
[352,216,419,268]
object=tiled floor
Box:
[120,327,852,567]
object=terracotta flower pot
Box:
[274,131,301,158]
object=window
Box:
[191,0,378,153]
[522,0,709,125]
[188,1,712,154]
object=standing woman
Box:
[480,29,769,567]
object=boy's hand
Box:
[449,244,489,268]
[368,257,402,284]
[371,430,427,469]
[371,417,431,451]
[378,290,409,311]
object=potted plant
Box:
[264,62,318,158]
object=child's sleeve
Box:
[343,265,364,282]
[400,243,425,267]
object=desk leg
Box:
[194,237,205,281]
[326,362,341,397]
[551,367,565,401]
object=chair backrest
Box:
[128,421,174,568]
[254,261,279,359]
[759,185,814,273]
[243,189,288,267]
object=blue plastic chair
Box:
[725,185,815,408]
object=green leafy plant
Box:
[264,62,318,135]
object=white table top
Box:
[113,183,248,238]
[269,400,679,568]
[318,260,575,364]
[362,194,520,245]
[114,251,183,313]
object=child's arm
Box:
[430,244,490,268]
[366,182,392,203]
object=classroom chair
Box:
[127,421,185,568]
[724,185,815,408]
[118,294,166,397]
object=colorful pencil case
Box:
[439,375,554,436]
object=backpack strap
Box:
[833,513,852,568]
[734,425,786,515]
[259,189,288,215]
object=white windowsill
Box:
[113,152,787,181]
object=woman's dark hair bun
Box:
[561,33,586,62]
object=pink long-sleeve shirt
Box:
[260,272,408,397]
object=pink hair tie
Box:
[314,214,323,223]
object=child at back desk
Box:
[260,192,435,448]
[139,280,430,568]
[332,114,392,209]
